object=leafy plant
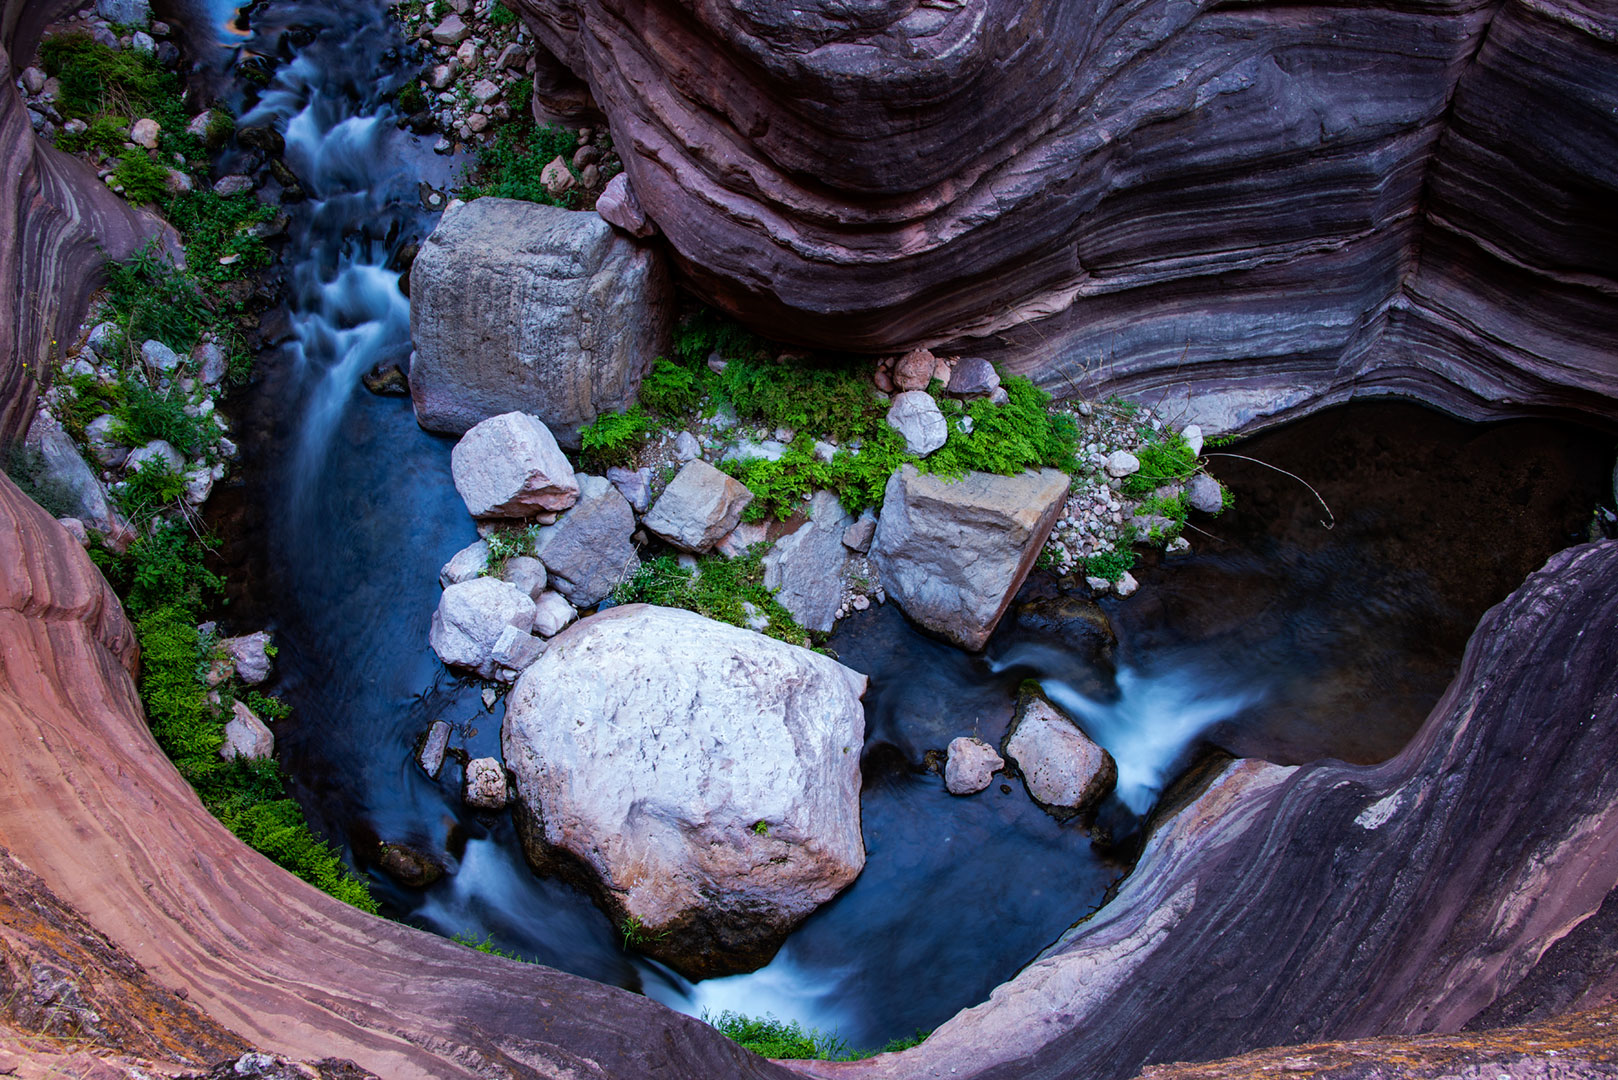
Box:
[54,112,131,156]
[397,82,428,114]
[452,930,529,961]
[579,406,652,470]
[619,915,669,948]
[638,358,702,417]
[116,382,211,455]
[103,243,211,354]
[752,820,769,836]
[1120,431,1199,496]
[1083,542,1137,584]
[459,122,581,206]
[163,189,276,282]
[705,1012,848,1061]
[40,34,184,128]
[611,549,807,645]
[111,151,170,204]
[488,1,518,25]
[925,376,1080,479]
[113,457,187,523]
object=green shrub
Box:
[715,354,883,443]
[488,1,518,25]
[103,244,210,354]
[673,309,767,369]
[40,34,184,126]
[1084,542,1137,584]
[725,424,911,522]
[1134,489,1190,542]
[579,406,653,470]
[638,358,702,416]
[54,372,127,442]
[925,376,1080,479]
[706,1012,847,1060]
[116,382,211,455]
[113,457,186,523]
[611,550,806,644]
[163,189,275,282]
[55,112,131,156]
[397,82,428,114]
[460,122,580,206]
[111,151,170,204]
[1120,431,1199,496]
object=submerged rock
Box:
[870,465,1069,650]
[503,604,867,978]
[463,757,509,810]
[642,460,754,553]
[417,719,452,778]
[409,198,671,446]
[450,412,580,519]
[1005,695,1116,816]
[378,843,445,888]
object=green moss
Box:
[488,1,518,25]
[111,151,170,204]
[396,82,428,114]
[40,34,185,129]
[705,1012,930,1061]
[611,549,807,645]
[579,406,653,471]
[638,358,702,417]
[452,930,530,961]
[98,525,378,913]
[924,376,1080,479]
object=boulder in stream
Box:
[870,465,1070,650]
[409,197,671,447]
[503,604,868,978]
[945,736,1004,796]
[1005,694,1116,816]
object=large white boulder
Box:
[869,465,1070,650]
[503,604,868,977]
[450,412,579,519]
[409,198,671,447]
[429,577,537,678]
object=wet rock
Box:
[362,362,409,395]
[1187,472,1224,514]
[886,390,947,455]
[945,736,1005,796]
[417,719,452,778]
[762,489,853,633]
[219,700,274,762]
[409,198,671,446]
[236,123,285,156]
[464,757,509,810]
[450,412,580,518]
[1115,570,1140,598]
[429,577,537,678]
[378,843,445,887]
[221,630,274,685]
[531,473,638,608]
[212,175,254,196]
[504,604,868,978]
[531,590,577,637]
[1005,695,1116,815]
[439,538,490,587]
[870,465,1069,650]
[643,460,754,553]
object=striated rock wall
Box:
[0,0,171,446]
[514,0,1618,430]
[0,472,796,1080]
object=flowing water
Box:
[194,0,1617,1053]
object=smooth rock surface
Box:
[1004,696,1116,814]
[125,438,184,475]
[515,0,1618,430]
[531,473,638,607]
[409,198,671,446]
[885,390,947,455]
[945,737,1004,796]
[450,412,579,519]
[220,631,273,686]
[21,412,130,547]
[869,465,1070,650]
[1187,473,1224,514]
[530,590,577,637]
[642,460,754,553]
[499,555,548,600]
[762,489,853,634]
[503,604,868,977]
[429,577,537,678]
[438,538,490,587]
[219,700,273,762]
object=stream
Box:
[193,0,1616,1053]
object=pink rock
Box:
[595,172,656,238]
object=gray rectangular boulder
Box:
[409,197,671,448]
[642,460,754,553]
[869,465,1070,651]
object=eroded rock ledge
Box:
[516,0,1618,430]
